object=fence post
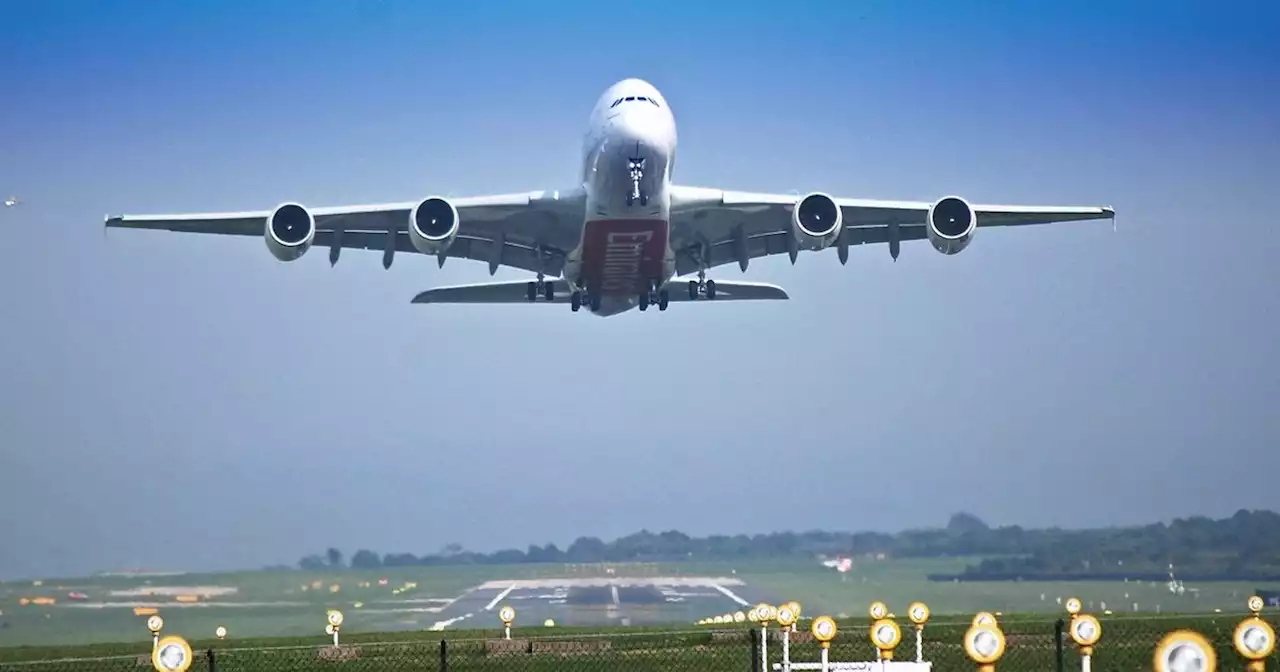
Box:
[206,648,216,672]
[751,627,761,672]
[440,638,449,672]
[1054,618,1065,672]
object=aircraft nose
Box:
[614,109,667,151]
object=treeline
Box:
[293,509,1280,580]
[941,509,1280,581]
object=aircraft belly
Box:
[569,114,675,299]
[579,219,669,296]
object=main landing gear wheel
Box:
[570,289,603,313]
[527,277,554,303]
[687,276,718,300]
[639,280,664,312]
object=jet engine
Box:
[791,192,843,250]
[264,202,315,261]
[926,196,977,255]
[408,196,460,255]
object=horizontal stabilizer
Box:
[410,278,789,306]
[669,279,789,301]
[411,279,575,304]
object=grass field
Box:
[1,557,1275,651]
[0,612,1273,672]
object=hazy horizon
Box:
[5,508,1271,582]
[2,0,1278,580]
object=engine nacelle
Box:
[791,192,843,250]
[926,195,977,255]
[407,196,460,256]
[264,202,315,262]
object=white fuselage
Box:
[562,78,679,316]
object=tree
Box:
[566,536,608,562]
[350,549,381,569]
[946,512,990,535]
[298,554,327,571]
[382,552,419,567]
[288,509,1280,580]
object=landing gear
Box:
[570,288,601,313]
[626,148,648,207]
[637,280,667,312]
[686,270,717,300]
[525,274,555,303]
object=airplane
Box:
[104,78,1115,317]
[3,196,18,207]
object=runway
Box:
[424,576,772,631]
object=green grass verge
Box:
[0,612,1275,672]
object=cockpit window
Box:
[610,96,661,109]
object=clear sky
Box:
[1,0,1278,580]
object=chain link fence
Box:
[0,613,1273,672]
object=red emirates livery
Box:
[105,78,1114,317]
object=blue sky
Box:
[1,0,1278,579]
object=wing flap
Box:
[316,231,565,276]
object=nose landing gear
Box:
[626,146,648,207]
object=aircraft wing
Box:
[104,191,586,276]
[411,278,787,304]
[667,185,1114,274]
